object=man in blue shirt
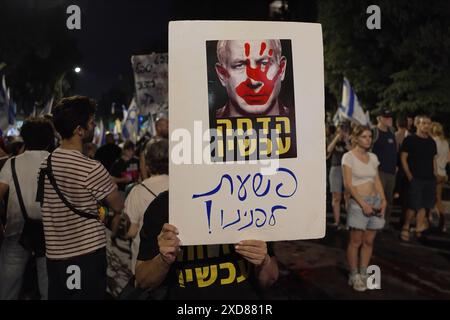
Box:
[372,108,397,230]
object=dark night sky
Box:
[64,0,273,100]
[70,0,172,99]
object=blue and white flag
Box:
[332,108,345,126]
[1,75,6,97]
[340,78,368,125]
[5,100,19,136]
[94,119,105,147]
[39,95,54,116]
[122,104,127,121]
[365,110,373,128]
[122,98,139,143]
[0,77,9,131]
[8,98,16,126]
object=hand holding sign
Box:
[158,223,181,265]
[235,240,268,267]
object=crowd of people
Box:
[0,95,277,300]
[326,110,450,291]
[0,97,449,299]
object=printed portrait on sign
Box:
[206,39,297,162]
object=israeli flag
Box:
[8,98,16,125]
[0,78,6,130]
[39,95,54,116]
[340,78,368,125]
[122,98,139,143]
[94,119,105,147]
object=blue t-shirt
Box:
[372,128,397,174]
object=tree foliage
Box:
[0,1,81,115]
[318,0,450,115]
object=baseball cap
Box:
[378,108,393,118]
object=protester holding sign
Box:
[342,125,386,292]
[135,191,279,300]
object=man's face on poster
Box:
[215,40,287,115]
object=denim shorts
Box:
[347,195,385,230]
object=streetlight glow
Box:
[74,67,81,73]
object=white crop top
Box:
[341,151,379,186]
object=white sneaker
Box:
[348,273,367,292]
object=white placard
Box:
[131,53,168,115]
[169,21,326,245]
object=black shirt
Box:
[138,191,273,300]
[372,128,397,174]
[401,134,437,180]
[110,157,140,191]
[94,143,122,173]
[330,140,347,167]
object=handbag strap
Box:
[11,157,28,221]
[44,154,98,220]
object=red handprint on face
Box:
[236,41,285,106]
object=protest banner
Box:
[131,53,168,116]
[169,21,325,245]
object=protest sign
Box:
[169,21,325,245]
[131,53,168,115]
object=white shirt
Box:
[342,151,379,186]
[0,151,49,237]
[124,174,168,274]
[434,137,449,177]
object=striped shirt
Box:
[40,148,116,259]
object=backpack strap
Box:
[372,127,379,146]
[139,183,158,198]
[11,157,28,221]
[43,154,99,220]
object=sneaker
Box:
[360,273,369,286]
[348,273,367,292]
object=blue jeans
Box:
[0,235,48,300]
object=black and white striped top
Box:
[40,148,116,260]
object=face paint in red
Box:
[236,42,284,106]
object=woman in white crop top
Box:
[341,125,387,292]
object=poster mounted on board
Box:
[169,21,325,245]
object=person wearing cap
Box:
[371,108,397,230]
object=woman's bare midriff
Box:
[353,181,377,197]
